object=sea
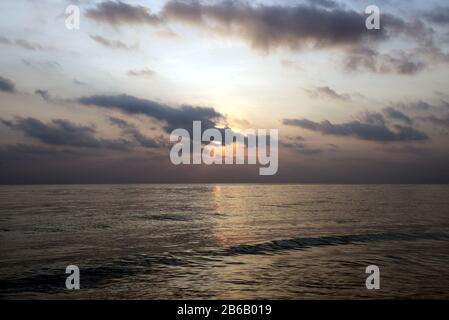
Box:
[1,184,448,299]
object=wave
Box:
[1,231,447,296]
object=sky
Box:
[1,0,449,183]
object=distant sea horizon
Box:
[2,182,449,185]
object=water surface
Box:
[1,184,448,299]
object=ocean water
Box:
[0,184,449,299]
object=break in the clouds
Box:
[78,94,223,133]
[0,76,16,93]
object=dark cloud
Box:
[280,141,322,156]
[424,7,449,25]
[161,0,385,52]
[86,1,161,26]
[158,1,441,74]
[127,68,156,78]
[0,143,82,162]
[78,94,223,133]
[89,34,134,49]
[83,1,443,75]
[15,39,44,51]
[0,144,85,183]
[304,86,351,101]
[73,78,87,86]
[0,143,67,155]
[0,76,16,93]
[0,36,12,45]
[109,117,162,148]
[344,47,426,75]
[35,89,50,100]
[1,117,130,150]
[32,89,68,105]
[419,115,449,127]
[383,145,427,155]
[108,116,130,129]
[283,116,428,142]
[383,107,413,125]
[395,100,449,112]
[362,111,386,126]
[401,100,434,111]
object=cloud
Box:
[279,59,303,70]
[157,1,441,74]
[82,1,443,75]
[0,36,45,51]
[35,89,50,100]
[109,117,162,148]
[86,1,161,26]
[400,100,434,111]
[283,116,428,142]
[1,117,130,150]
[383,145,427,155]
[383,107,413,125]
[0,143,71,155]
[395,100,449,112]
[22,59,61,70]
[304,86,351,101]
[33,89,69,105]
[280,140,322,156]
[0,76,16,93]
[419,115,449,127]
[344,47,426,75]
[304,0,339,9]
[0,144,85,179]
[424,7,449,25]
[89,34,134,49]
[78,94,223,133]
[161,0,386,52]
[73,78,87,86]
[0,36,13,45]
[362,111,386,126]
[127,68,156,78]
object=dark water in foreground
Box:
[1,184,449,299]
